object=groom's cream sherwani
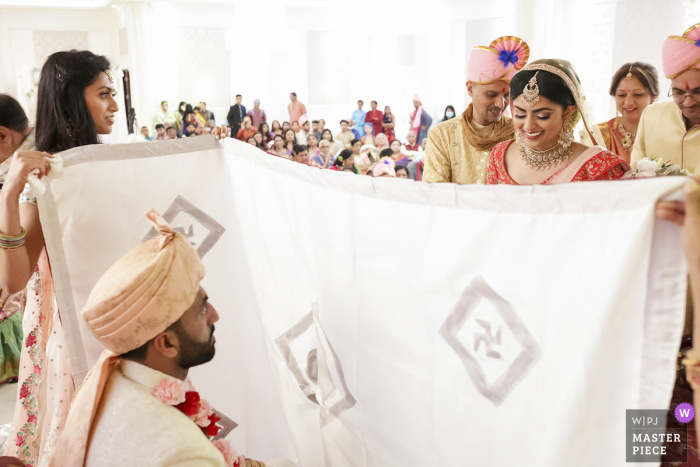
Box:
[85,359,226,467]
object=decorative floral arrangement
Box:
[622,154,693,179]
[153,377,245,467]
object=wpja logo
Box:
[626,405,693,463]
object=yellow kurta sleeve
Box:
[422,128,451,183]
[630,107,648,166]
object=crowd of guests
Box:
[143,91,453,180]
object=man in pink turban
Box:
[45,210,261,467]
[632,23,700,171]
[409,94,433,147]
[423,36,529,184]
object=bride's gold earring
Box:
[559,118,574,146]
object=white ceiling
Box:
[0,0,112,7]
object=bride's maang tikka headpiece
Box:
[522,71,540,107]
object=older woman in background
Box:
[583,62,659,162]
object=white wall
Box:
[0,0,690,143]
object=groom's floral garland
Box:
[152,377,245,467]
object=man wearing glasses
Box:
[632,23,700,170]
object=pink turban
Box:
[467,36,530,84]
[299,114,308,125]
[663,23,700,79]
[373,156,396,177]
[47,210,206,467]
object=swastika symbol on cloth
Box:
[474,319,503,360]
[439,275,540,406]
[276,300,356,426]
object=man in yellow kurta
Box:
[423,36,530,184]
[631,23,700,171]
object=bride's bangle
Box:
[0,227,26,250]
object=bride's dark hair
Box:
[511,68,576,110]
[35,50,111,153]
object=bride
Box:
[487,59,629,185]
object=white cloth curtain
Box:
[38,137,686,466]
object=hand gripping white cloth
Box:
[26,155,63,197]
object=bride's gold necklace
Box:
[518,135,573,170]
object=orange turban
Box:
[662,23,700,79]
[467,36,530,85]
[47,210,206,467]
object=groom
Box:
[46,211,264,467]
[423,36,530,185]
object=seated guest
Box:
[330,149,357,172]
[185,122,196,136]
[488,59,628,185]
[421,137,427,150]
[342,167,356,173]
[440,105,456,123]
[236,116,256,142]
[375,133,389,152]
[291,121,300,134]
[358,144,379,174]
[283,128,296,153]
[166,126,177,139]
[199,101,215,123]
[141,126,153,141]
[390,139,409,165]
[312,120,321,140]
[259,122,272,145]
[404,130,423,160]
[282,121,291,131]
[270,120,282,139]
[306,133,320,156]
[318,119,326,133]
[360,123,376,146]
[395,165,409,178]
[310,140,334,168]
[246,136,257,146]
[272,134,291,158]
[193,106,206,126]
[46,211,252,467]
[203,127,212,135]
[373,153,396,178]
[632,23,700,170]
[182,106,197,136]
[321,129,340,155]
[194,126,204,136]
[206,119,216,132]
[253,131,266,150]
[291,144,309,165]
[296,117,310,145]
[336,120,354,149]
[582,62,659,162]
[154,124,169,140]
[351,139,362,157]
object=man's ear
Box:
[151,330,179,359]
[466,81,474,98]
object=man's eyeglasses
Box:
[669,86,700,102]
